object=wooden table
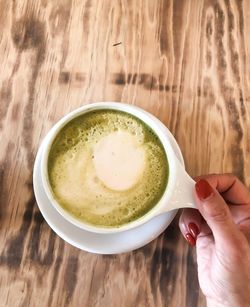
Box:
[1,1,249,306]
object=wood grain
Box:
[0,0,250,306]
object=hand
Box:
[179,174,250,307]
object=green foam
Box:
[48,109,169,227]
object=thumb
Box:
[195,179,244,249]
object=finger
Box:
[229,204,250,224]
[179,209,201,244]
[238,221,250,245]
[195,174,250,205]
[195,179,246,251]
[179,208,211,240]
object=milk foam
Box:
[48,110,168,227]
[93,131,145,191]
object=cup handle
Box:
[160,158,197,213]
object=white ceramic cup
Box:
[41,102,196,234]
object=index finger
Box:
[195,174,250,205]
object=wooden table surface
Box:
[1,0,250,306]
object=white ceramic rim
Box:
[40,102,179,234]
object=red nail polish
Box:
[185,233,196,246]
[195,179,214,200]
[188,223,200,239]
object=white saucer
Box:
[33,128,184,254]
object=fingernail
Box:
[185,233,196,246]
[188,223,200,239]
[195,179,214,200]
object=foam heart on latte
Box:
[93,131,145,191]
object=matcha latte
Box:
[47,110,169,227]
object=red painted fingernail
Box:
[188,223,200,239]
[185,233,196,246]
[195,179,214,200]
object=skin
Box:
[179,174,250,307]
